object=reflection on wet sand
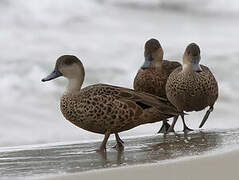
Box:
[0,129,239,179]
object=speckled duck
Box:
[42,55,181,151]
[166,43,218,131]
[134,38,181,133]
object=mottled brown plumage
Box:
[42,55,180,151]
[166,43,218,130]
[61,84,178,134]
[134,38,181,133]
[134,60,181,98]
[166,65,218,112]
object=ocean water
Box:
[1,0,239,147]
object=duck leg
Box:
[98,132,110,152]
[181,115,193,132]
[158,120,171,134]
[114,133,124,151]
[115,133,124,144]
[199,106,214,128]
[113,133,124,149]
[167,116,178,133]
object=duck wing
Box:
[97,84,180,116]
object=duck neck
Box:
[66,78,84,93]
[182,63,191,72]
[150,49,163,68]
[183,57,193,72]
[151,59,162,68]
[183,54,202,72]
[183,59,201,73]
[66,69,85,94]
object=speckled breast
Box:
[134,61,181,98]
[60,93,108,134]
[134,68,168,98]
[166,65,218,112]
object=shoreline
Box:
[39,147,239,180]
[1,129,239,179]
[0,128,233,152]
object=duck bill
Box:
[141,55,153,69]
[192,58,202,72]
[41,70,62,82]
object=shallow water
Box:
[0,129,239,179]
[0,0,239,147]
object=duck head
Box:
[42,55,85,92]
[183,43,202,72]
[141,38,164,69]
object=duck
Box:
[134,38,181,133]
[166,43,218,132]
[42,55,181,151]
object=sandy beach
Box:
[41,148,239,180]
[1,129,239,179]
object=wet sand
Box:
[42,148,239,180]
[0,129,239,179]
